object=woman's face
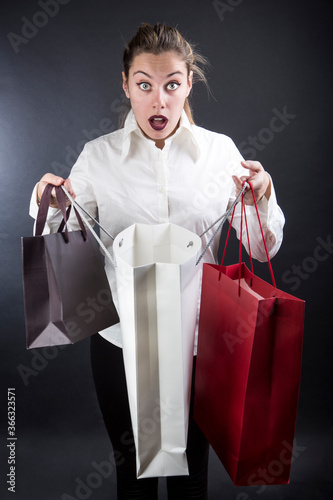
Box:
[122,51,193,148]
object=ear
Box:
[122,71,130,99]
[186,71,193,97]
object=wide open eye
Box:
[137,82,151,90]
[166,81,180,91]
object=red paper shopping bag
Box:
[194,183,305,486]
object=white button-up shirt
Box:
[30,109,285,351]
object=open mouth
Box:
[148,115,168,131]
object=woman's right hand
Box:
[37,173,76,208]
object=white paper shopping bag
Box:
[113,223,201,478]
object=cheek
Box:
[130,98,147,118]
[129,89,148,109]
[171,93,188,112]
[129,97,149,127]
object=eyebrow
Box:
[133,70,184,78]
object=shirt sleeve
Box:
[225,139,285,262]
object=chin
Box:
[145,130,167,142]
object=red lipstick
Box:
[149,115,168,131]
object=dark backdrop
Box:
[1,1,332,499]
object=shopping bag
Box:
[113,223,202,478]
[194,183,305,486]
[22,184,119,349]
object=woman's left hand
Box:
[232,161,271,205]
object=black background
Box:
[1,0,332,499]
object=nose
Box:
[153,88,166,109]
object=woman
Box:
[30,23,285,500]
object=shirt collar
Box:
[121,109,140,161]
[121,109,201,162]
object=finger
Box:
[63,178,76,200]
[40,173,65,186]
[233,175,251,193]
[37,174,66,207]
[241,160,263,173]
[232,175,243,190]
[239,175,251,184]
[38,173,65,198]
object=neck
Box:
[154,139,165,150]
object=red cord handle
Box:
[219,181,276,289]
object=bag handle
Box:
[35,184,87,243]
[35,184,59,236]
[219,181,276,288]
[220,189,253,271]
[56,187,88,241]
[61,185,115,242]
[35,184,69,239]
[246,182,275,287]
[60,185,116,266]
[61,183,246,268]
[195,184,247,265]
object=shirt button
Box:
[158,186,165,193]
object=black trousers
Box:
[90,334,209,500]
